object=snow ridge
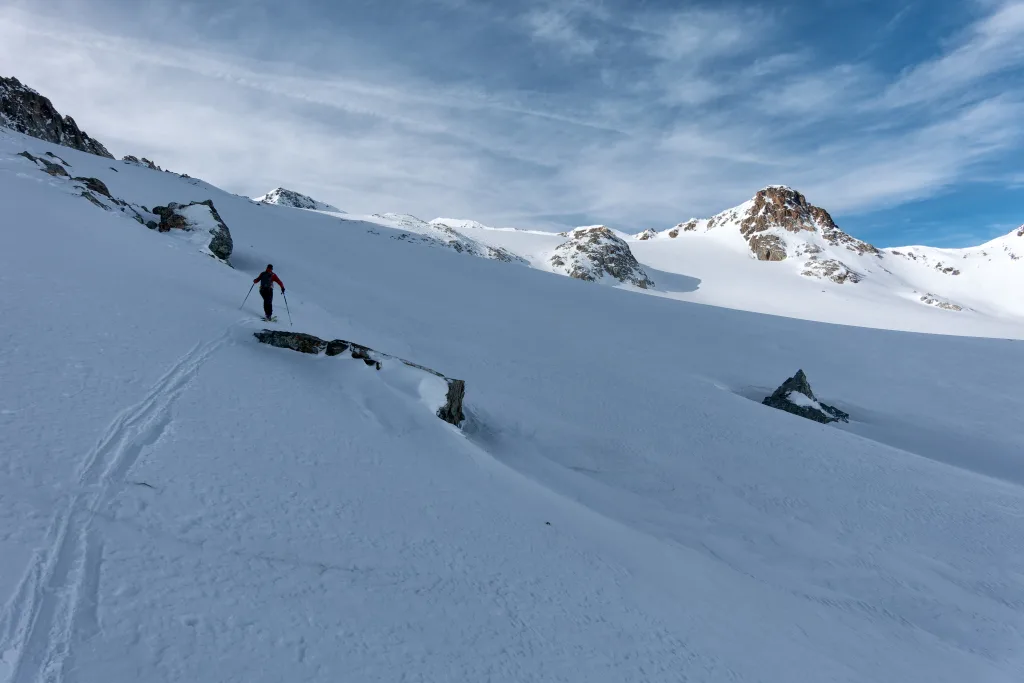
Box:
[256,187,342,213]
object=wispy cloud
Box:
[524,6,598,57]
[0,0,1020,241]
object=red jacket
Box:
[254,271,284,291]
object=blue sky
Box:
[1,0,1022,246]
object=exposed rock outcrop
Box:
[919,294,964,311]
[1,76,114,158]
[634,229,659,241]
[122,155,163,171]
[256,187,342,212]
[151,200,233,261]
[17,150,69,177]
[801,257,863,284]
[762,370,849,424]
[550,226,654,288]
[254,330,466,426]
[748,233,787,261]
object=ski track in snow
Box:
[0,329,233,683]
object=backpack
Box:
[257,271,275,291]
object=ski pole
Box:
[240,283,254,309]
[283,291,293,326]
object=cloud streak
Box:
[0,0,1021,241]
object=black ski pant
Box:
[260,288,273,318]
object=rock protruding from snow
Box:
[151,200,233,261]
[122,155,162,171]
[1,76,114,158]
[550,226,654,289]
[801,257,863,284]
[256,188,342,213]
[762,370,850,424]
[919,294,964,311]
[634,229,659,241]
[253,330,466,426]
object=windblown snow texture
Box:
[2,125,1024,683]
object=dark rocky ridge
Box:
[762,370,849,424]
[254,330,466,426]
[1,76,114,158]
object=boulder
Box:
[549,226,654,289]
[73,177,112,200]
[254,330,466,426]
[151,200,233,261]
[762,369,849,424]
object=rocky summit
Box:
[0,76,113,158]
[551,226,654,289]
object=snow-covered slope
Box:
[255,187,343,213]
[366,212,528,264]
[3,125,1024,683]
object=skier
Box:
[253,264,285,321]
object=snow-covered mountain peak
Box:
[255,187,342,213]
[0,75,114,158]
[658,187,880,266]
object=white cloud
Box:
[879,0,1024,108]
[0,0,1020,237]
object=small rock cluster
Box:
[801,257,863,284]
[122,155,163,171]
[919,294,964,311]
[762,370,849,424]
[550,226,654,289]
[254,330,466,426]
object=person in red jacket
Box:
[253,264,285,320]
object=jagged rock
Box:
[762,370,849,424]
[151,200,233,261]
[44,151,70,166]
[122,155,162,171]
[1,76,114,158]
[73,177,112,200]
[801,257,863,284]
[635,229,659,240]
[18,151,69,177]
[253,330,466,426]
[256,187,341,212]
[549,226,654,288]
[748,233,787,261]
